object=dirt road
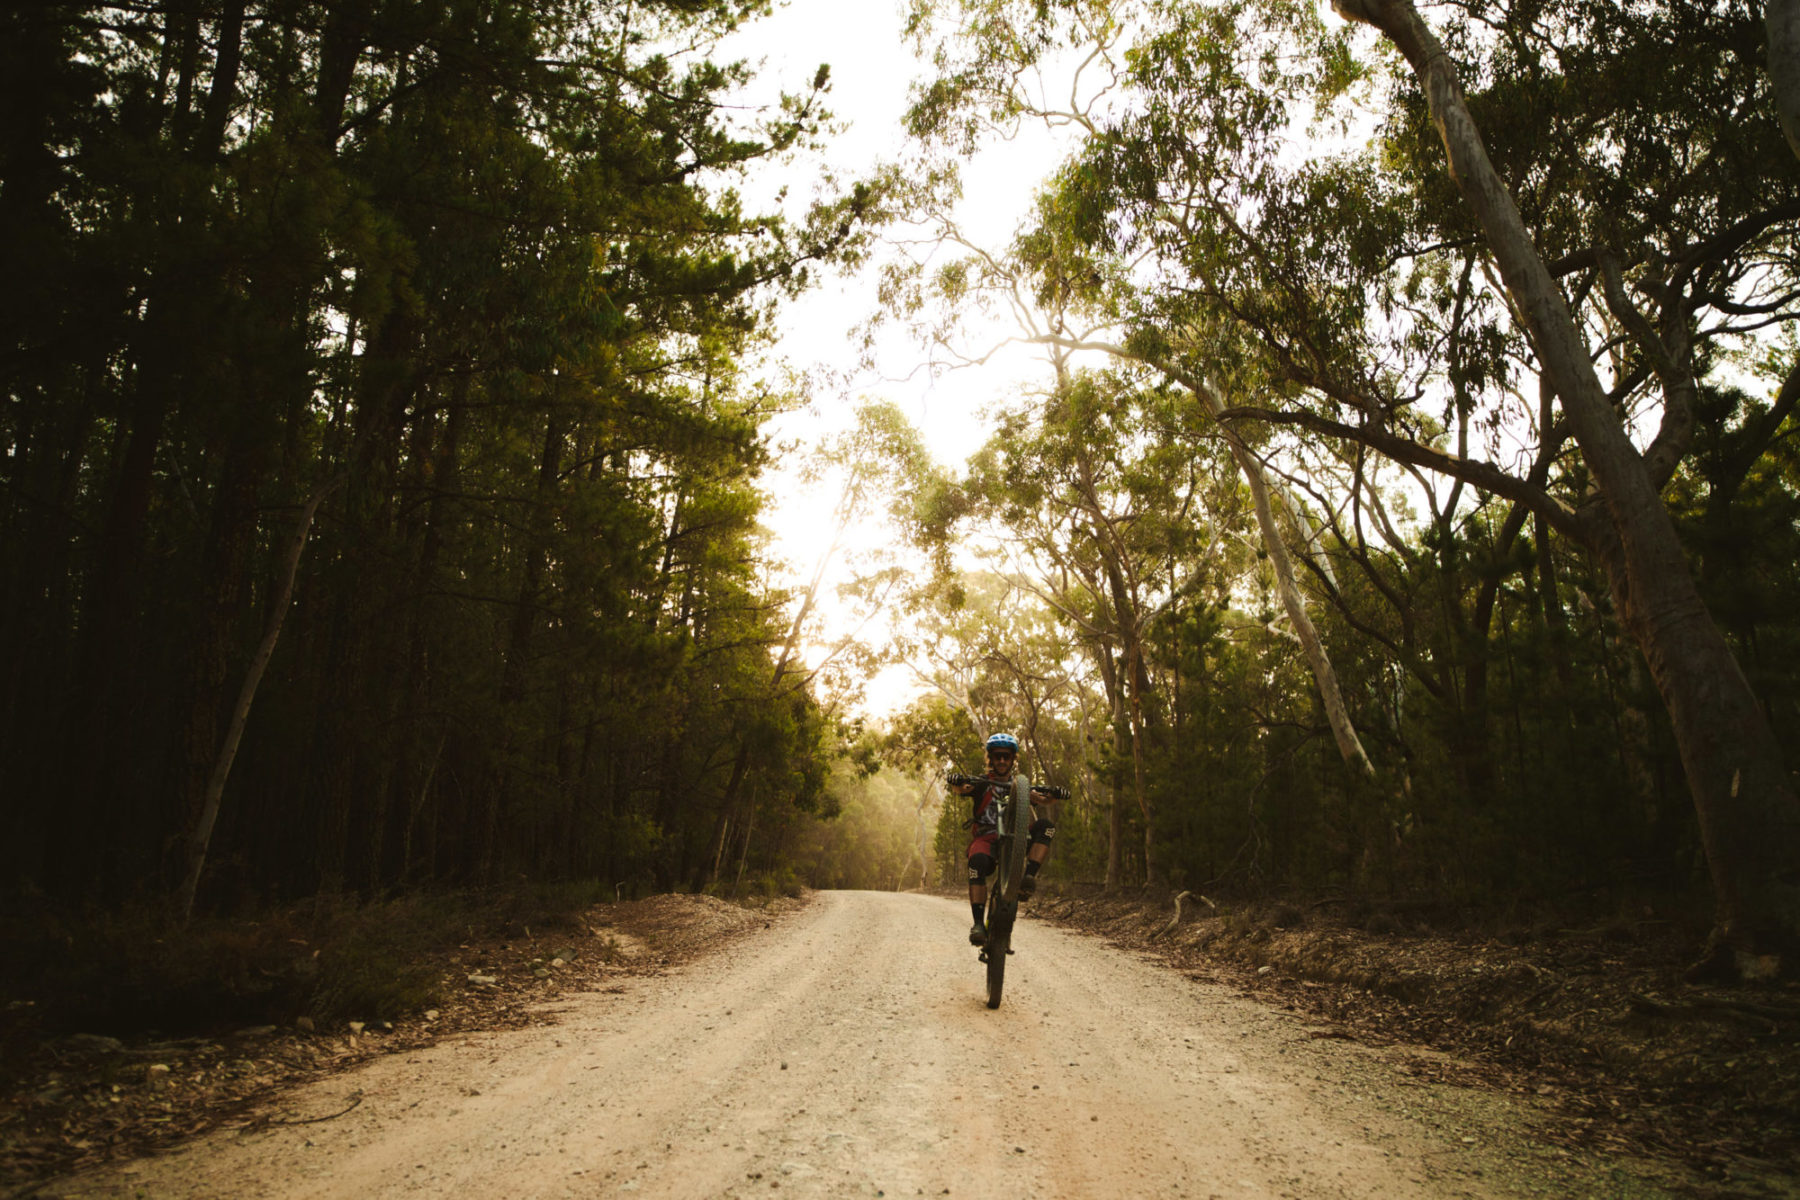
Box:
[46,891,1683,1199]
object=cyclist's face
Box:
[986,749,1015,776]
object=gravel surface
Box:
[37,891,1698,1199]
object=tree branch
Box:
[1215,404,1584,541]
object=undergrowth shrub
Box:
[747,868,804,899]
[493,879,614,933]
[0,884,614,1036]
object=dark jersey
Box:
[965,773,1011,831]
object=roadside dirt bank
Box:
[1028,886,1800,1198]
[11,890,1755,1199]
[0,892,796,1192]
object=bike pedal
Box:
[978,950,990,963]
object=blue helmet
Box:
[985,732,1020,755]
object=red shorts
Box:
[966,831,997,861]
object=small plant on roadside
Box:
[1266,902,1304,930]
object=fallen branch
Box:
[1157,890,1220,938]
[261,1091,365,1127]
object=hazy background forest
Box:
[4,0,1799,983]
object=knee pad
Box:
[1029,818,1056,847]
[967,852,995,881]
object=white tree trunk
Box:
[1335,0,1800,974]
[1227,431,1376,777]
[1769,0,1800,161]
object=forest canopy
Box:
[0,0,881,911]
[871,0,1800,978]
[3,0,1798,982]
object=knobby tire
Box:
[983,777,1034,1009]
[999,778,1031,901]
[985,897,1013,1008]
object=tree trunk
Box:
[914,771,937,889]
[1769,0,1800,161]
[176,477,341,922]
[1096,642,1126,891]
[59,285,187,900]
[1534,513,1574,692]
[171,424,269,893]
[1142,348,1375,777]
[1222,424,1376,777]
[1337,0,1800,975]
[731,798,757,898]
[1094,539,1158,885]
[194,0,245,159]
[485,410,565,882]
[1460,501,1533,801]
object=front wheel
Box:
[984,898,1015,1008]
[994,778,1032,904]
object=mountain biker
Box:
[952,732,1058,946]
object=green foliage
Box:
[883,696,980,769]
[886,0,1800,927]
[307,926,446,1025]
[0,0,885,913]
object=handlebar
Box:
[946,773,1070,801]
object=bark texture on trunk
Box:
[1336,0,1800,974]
[1769,0,1800,162]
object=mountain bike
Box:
[948,772,1068,1009]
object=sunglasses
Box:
[987,749,1016,760]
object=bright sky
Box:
[719,0,1074,719]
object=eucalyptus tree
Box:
[893,7,1378,784]
[904,0,1800,975]
[1328,0,1800,976]
[949,369,1227,884]
[894,571,1061,736]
